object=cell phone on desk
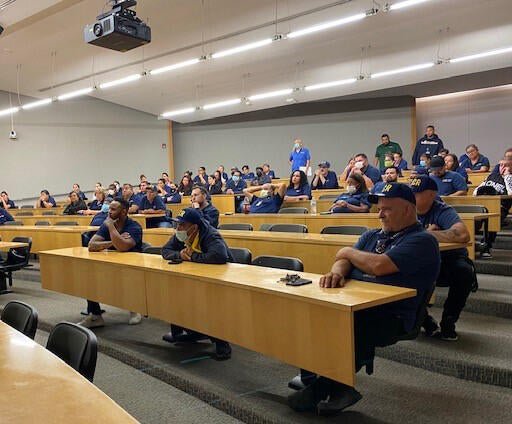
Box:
[168,258,183,265]
[286,278,312,286]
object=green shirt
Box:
[375,141,402,170]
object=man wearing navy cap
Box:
[311,161,339,190]
[429,156,468,196]
[137,184,168,228]
[161,208,233,360]
[411,175,474,341]
[288,183,440,415]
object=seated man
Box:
[224,169,247,212]
[241,165,255,181]
[288,183,440,415]
[262,163,276,179]
[132,181,148,207]
[190,186,219,228]
[491,148,512,174]
[411,175,473,340]
[137,184,168,228]
[78,198,143,328]
[311,161,339,190]
[193,167,208,188]
[429,156,468,196]
[37,190,57,208]
[350,153,382,188]
[372,166,400,193]
[244,182,286,213]
[0,191,16,209]
[121,183,139,214]
[161,208,233,360]
[252,167,271,186]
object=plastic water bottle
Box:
[310,198,317,215]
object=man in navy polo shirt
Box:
[411,175,474,341]
[37,190,57,208]
[288,183,440,415]
[460,144,490,174]
[225,169,247,212]
[78,197,143,328]
[351,153,382,188]
[289,139,311,172]
[0,207,14,225]
[137,184,168,228]
[429,156,467,196]
[491,148,512,174]
[244,182,286,213]
[190,186,219,228]
[132,181,149,207]
[121,183,139,214]
[241,165,255,181]
[311,161,339,190]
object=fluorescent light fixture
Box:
[202,98,241,110]
[161,107,196,118]
[22,98,52,110]
[388,0,431,11]
[247,88,293,101]
[287,13,366,39]
[450,47,512,63]
[0,107,19,117]
[371,62,434,78]
[57,87,94,101]
[211,39,273,59]
[99,74,141,89]
[149,58,201,76]
[305,78,357,91]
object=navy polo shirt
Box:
[289,148,311,171]
[351,224,440,332]
[491,164,500,174]
[332,192,370,213]
[429,171,467,195]
[461,155,490,171]
[249,194,283,213]
[363,165,383,184]
[4,200,16,208]
[312,171,339,189]
[241,172,255,180]
[90,212,108,226]
[165,192,182,204]
[95,217,142,252]
[88,200,103,210]
[285,184,311,199]
[193,175,208,187]
[38,196,57,208]
[225,179,247,194]
[0,208,14,224]
[138,195,166,228]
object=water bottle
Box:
[310,198,317,215]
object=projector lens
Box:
[93,23,103,36]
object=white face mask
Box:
[175,230,188,242]
[294,143,300,150]
[347,185,357,194]
[355,161,364,169]
[259,190,269,198]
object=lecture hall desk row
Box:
[7,214,165,229]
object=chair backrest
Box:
[252,255,304,271]
[46,322,98,382]
[3,221,23,226]
[142,245,163,255]
[278,207,308,214]
[42,211,57,216]
[16,211,34,216]
[219,223,253,231]
[35,221,51,226]
[451,204,488,214]
[321,225,369,235]
[20,205,34,209]
[268,224,308,233]
[228,247,252,264]
[318,194,339,200]
[81,231,97,247]
[259,223,273,231]
[140,241,152,252]
[54,221,79,226]
[1,300,38,339]
[6,237,32,267]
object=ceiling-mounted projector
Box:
[84,0,151,52]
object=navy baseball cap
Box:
[409,175,438,193]
[413,165,429,175]
[318,161,331,168]
[172,208,202,225]
[146,184,158,192]
[368,182,416,205]
[429,156,445,171]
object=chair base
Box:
[0,289,13,295]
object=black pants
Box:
[87,300,102,315]
[170,324,230,348]
[435,253,473,326]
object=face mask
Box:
[355,161,364,169]
[384,160,393,167]
[256,171,262,177]
[259,190,269,198]
[294,143,300,150]
[232,175,239,182]
[101,204,110,213]
[347,185,357,194]
[175,230,188,242]
[108,189,115,196]
[419,160,426,167]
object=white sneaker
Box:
[128,312,142,325]
[78,314,105,328]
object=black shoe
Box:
[288,378,327,412]
[214,342,232,360]
[162,331,184,343]
[317,384,362,416]
[440,327,458,341]
[288,372,317,390]
[422,314,440,337]
[162,331,207,344]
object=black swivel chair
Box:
[42,211,57,216]
[3,221,23,226]
[259,223,273,231]
[318,194,339,200]
[321,225,369,235]
[252,255,304,272]
[219,223,253,231]
[228,247,252,264]
[1,300,38,339]
[452,204,489,249]
[278,207,308,214]
[46,322,98,382]
[16,211,34,216]
[54,221,79,226]
[35,221,51,226]
[268,224,308,233]
[0,237,32,293]
[142,245,163,255]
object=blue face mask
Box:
[419,160,426,167]
[175,230,188,242]
[294,143,300,150]
[101,204,110,213]
[232,175,239,182]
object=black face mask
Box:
[256,171,262,177]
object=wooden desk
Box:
[10,207,66,216]
[0,241,29,251]
[0,226,98,253]
[0,321,139,423]
[467,172,491,186]
[311,189,345,200]
[281,199,333,213]
[12,214,162,229]
[40,247,415,387]
[144,228,468,274]
[166,194,237,215]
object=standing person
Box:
[289,139,311,173]
[311,161,339,190]
[0,191,15,209]
[460,144,490,174]
[429,156,468,196]
[284,170,311,201]
[288,183,440,415]
[374,134,402,171]
[412,125,444,165]
[36,190,57,208]
[78,198,143,328]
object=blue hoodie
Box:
[412,134,444,165]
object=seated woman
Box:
[157,178,171,197]
[207,174,223,195]
[63,191,87,215]
[330,174,370,213]
[284,170,311,201]
[177,175,194,196]
[79,189,107,215]
[36,190,57,208]
[165,183,182,204]
[444,153,468,182]
[393,152,408,171]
